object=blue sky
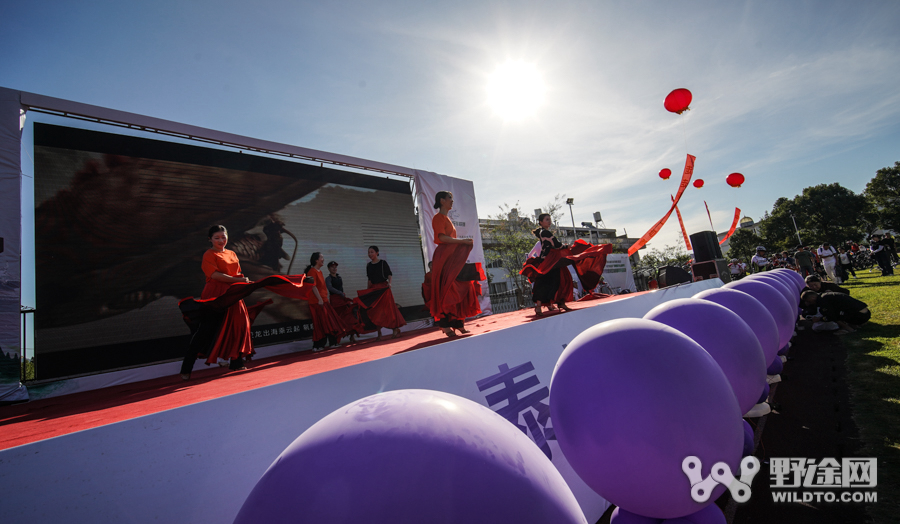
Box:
[3,0,899,256]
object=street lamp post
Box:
[790,212,803,245]
[566,198,575,242]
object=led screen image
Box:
[33,124,425,379]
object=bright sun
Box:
[487,61,545,121]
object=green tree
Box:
[759,183,870,248]
[725,228,765,263]
[635,244,691,271]
[481,204,537,297]
[864,161,900,232]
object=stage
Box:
[0,280,721,524]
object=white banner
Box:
[413,170,491,315]
[602,254,636,293]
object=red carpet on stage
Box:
[0,294,642,451]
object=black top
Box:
[367,259,392,284]
[818,292,867,321]
[537,229,563,258]
[325,274,344,295]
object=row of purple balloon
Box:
[231,269,806,524]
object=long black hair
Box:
[303,251,322,274]
[433,191,452,209]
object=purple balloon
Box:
[758,383,770,404]
[692,288,780,368]
[773,268,806,292]
[644,299,767,414]
[746,274,799,313]
[767,356,783,375]
[234,389,587,524]
[723,279,794,350]
[674,503,727,524]
[742,420,754,457]
[551,318,743,519]
[753,272,800,303]
[611,507,663,524]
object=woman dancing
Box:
[429,191,481,337]
[525,214,574,316]
[521,214,614,316]
[179,225,314,380]
[354,245,406,340]
[305,252,349,350]
[325,261,361,343]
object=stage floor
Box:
[0,292,641,451]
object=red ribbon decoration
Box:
[672,195,692,251]
[628,154,696,256]
[719,208,742,245]
[704,200,714,230]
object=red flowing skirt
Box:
[330,294,369,335]
[521,240,614,294]
[355,283,407,329]
[179,275,314,364]
[309,301,349,342]
[429,243,482,321]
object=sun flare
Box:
[487,61,545,121]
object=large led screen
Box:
[33,124,425,380]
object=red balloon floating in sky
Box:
[726,173,745,188]
[659,168,672,180]
[664,88,693,114]
[693,179,704,188]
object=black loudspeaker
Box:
[691,259,732,283]
[690,230,723,263]
[657,265,692,288]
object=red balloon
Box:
[659,168,672,180]
[693,179,704,188]
[664,88,692,114]
[727,173,745,188]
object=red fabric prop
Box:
[727,173,745,187]
[355,282,407,330]
[693,179,704,188]
[719,208,742,245]
[628,154,696,256]
[673,195,692,251]
[664,88,692,114]
[659,168,672,180]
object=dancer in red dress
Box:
[354,246,407,340]
[178,225,314,380]
[200,226,255,369]
[325,261,362,343]
[429,191,482,337]
[521,215,614,316]
[305,252,349,350]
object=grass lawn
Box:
[841,269,900,524]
